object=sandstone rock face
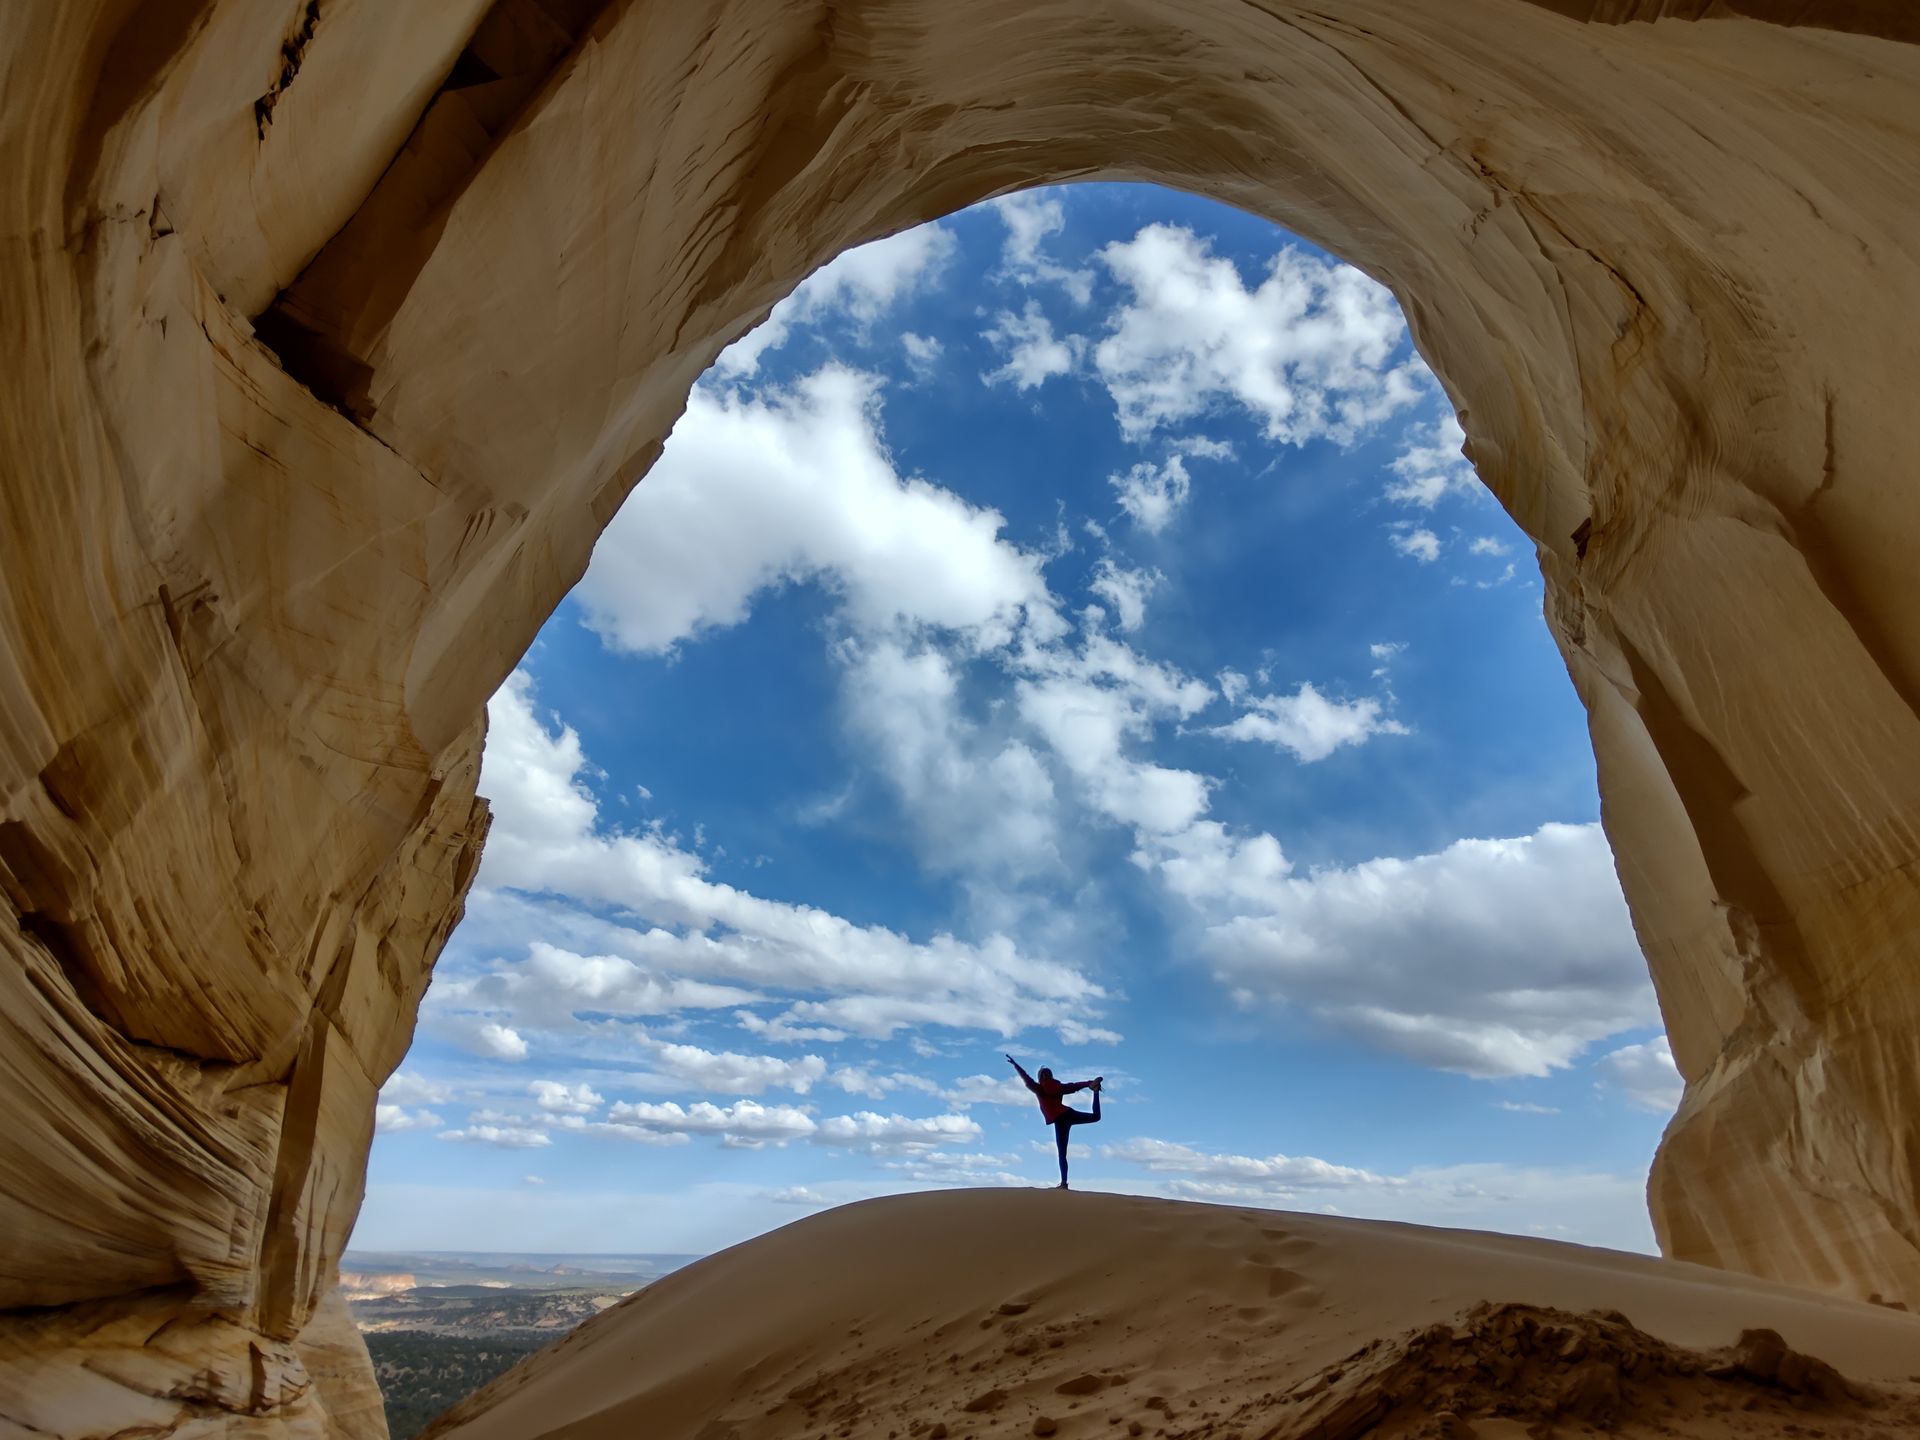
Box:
[1,2,1915,1434]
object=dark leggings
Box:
[1052,1089,1101,1186]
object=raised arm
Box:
[1005,1053,1037,1091]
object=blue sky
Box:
[354,185,1682,1258]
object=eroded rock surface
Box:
[2,2,1917,1434]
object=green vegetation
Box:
[366,1331,546,1440]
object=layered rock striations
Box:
[1,2,1917,1434]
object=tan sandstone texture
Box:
[0,1,1916,1435]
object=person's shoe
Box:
[1093,1076,1104,1091]
[1057,1182,1069,1190]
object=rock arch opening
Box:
[361,178,1659,1272]
[4,2,1918,1434]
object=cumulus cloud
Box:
[642,1043,829,1096]
[375,1105,443,1134]
[983,302,1084,390]
[766,1185,832,1206]
[835,636,1064,883]
[450,673,1113,1049]
[1390,526,1442,563]
[575,366,1062,655]
[1196,822,1656,1078]
[715,224,957,377]
[1099,1141,1654,1250]
[827,1067,941,1100]
[594,1099,980,1153]
[381,1072,452,1107]
[1469,537,1510,557]
[1206,682,1408,763]
[1094,224,1423,444]
[1108,455,1192,534]
[529,1080,604,1115]
[988,190,1094,303]
[1014,639,1215,838]
[1089,559,1161,632]
[884,1150,1028,1186]
[900,331,943,377]
[1385,413,1478,507]
[944,1072,1036,1107]
[605,1098,817,1148]
[439,1124,551,1149]
[814,1111,984,1152]
[1596,1035,1684,1114]
[458,1021,529,1061]
[1104,1137,1395,1192]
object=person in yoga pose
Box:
[1006,1054,1103,1189]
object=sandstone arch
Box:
[3,1,1918,1432]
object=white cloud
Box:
[1108,455,1191,534]
[643,1043,829,1096]
[1094,224,1423,443]
[375,1105,443,1134]
[439,1124,551,1149]
[1097,1142,1655,1252]
[765,1185,831,1206]
[1207,681,1408,763]
[813,1111,983,1152]
[593,1099,980,1154]
[988,191,1094,304]
[1469,536,1510,557]
[451,673,1115,1049]
[883,1150,1027,1186]
[900,331,943,377]
[827,1067,940,1100]
[605,1098,818,1148]
[982,301,1083,390]
[381,1071,452,1107]
[1495,1101,1561,1115]
[574,366,1061,655]
[1103,1137,1395,1191]
[1390,526,1442,563]
[523,1175,545,1185]
[529,1080,604,1115]
[1088,559,1160,632]
[1597,1035,1684,1114]
[944,1072,1035,1107]
[1015,652,1213,836]
[1195,822,1656,1078]
[1385,413,1478,507]
[835,637,1063,882]
[715,224,956,376]
[1178,435,1235,461]
[467,1022,529,1061]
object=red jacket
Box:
[1026,1073,1091,1123]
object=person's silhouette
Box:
[1006,1054,1103,1189]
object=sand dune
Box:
[424,1190,1920,1439]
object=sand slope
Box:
[424,1191,1920,1439]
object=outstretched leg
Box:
[1054,1120,1071,1187]
[1091,1080,1102,1123]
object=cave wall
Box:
[2,1,1917,1433]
